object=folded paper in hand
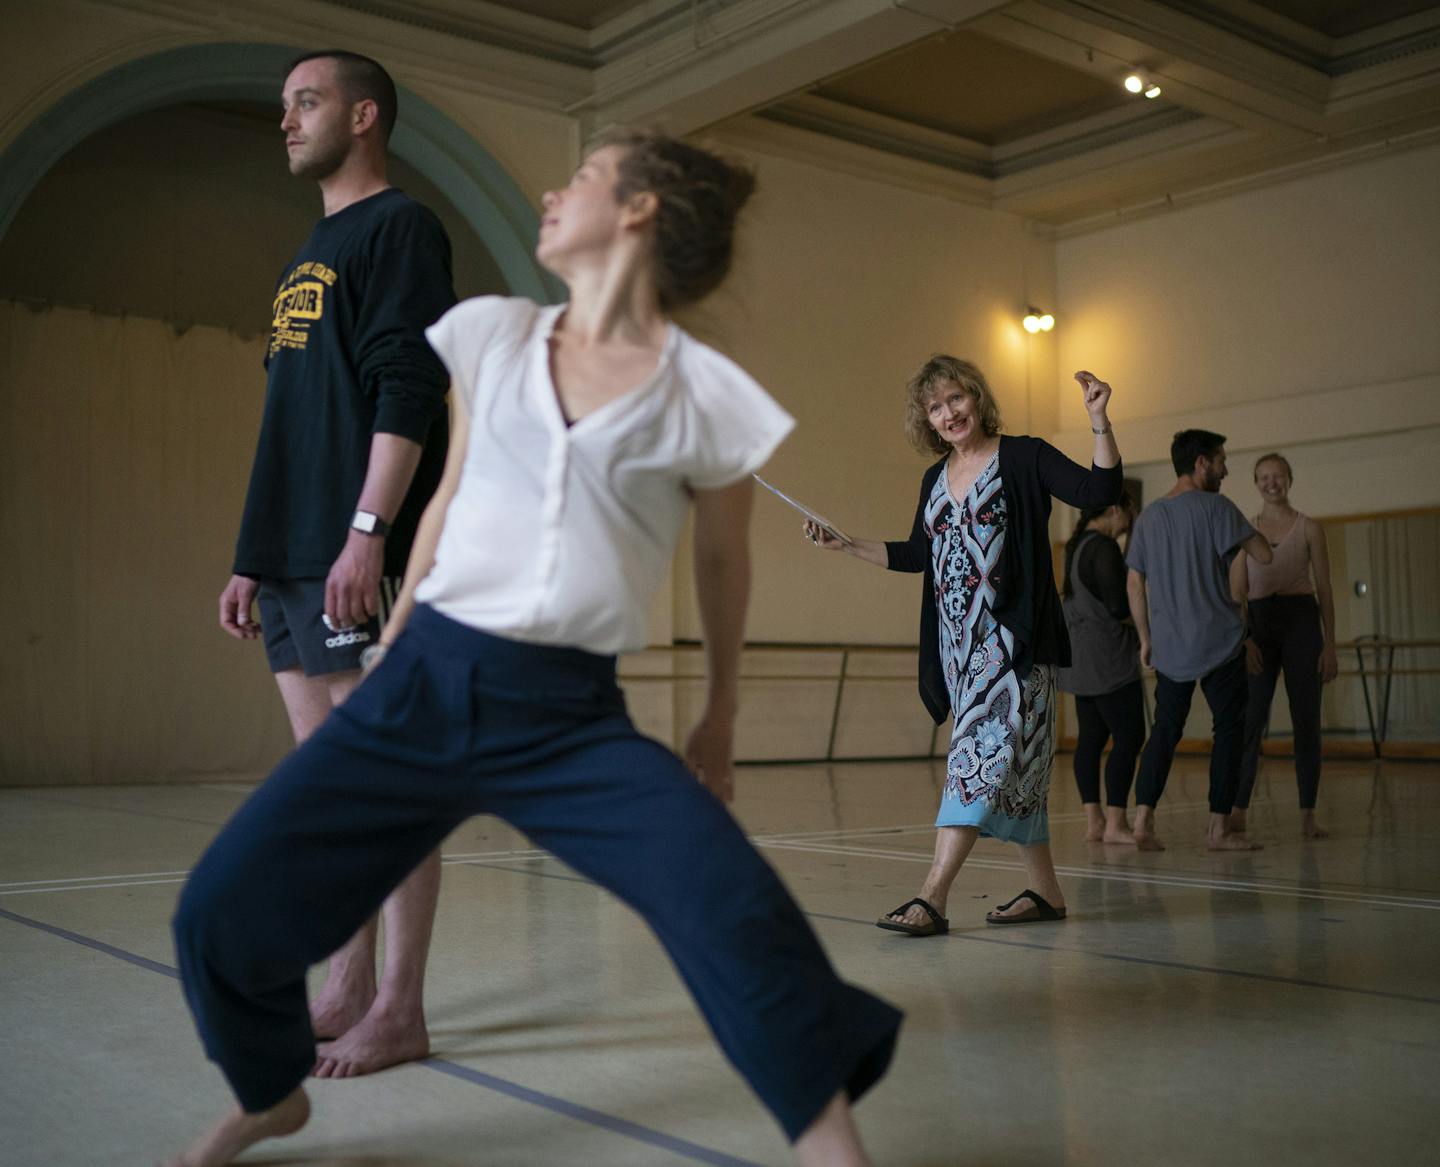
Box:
[752,475,853,545]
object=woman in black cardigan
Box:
[807,356,1122,936]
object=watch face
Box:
[353,511,377,533]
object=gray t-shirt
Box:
[1127,490,1256,681]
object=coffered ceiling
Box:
[318,0,1440,233]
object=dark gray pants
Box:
[1135,651,1247,814]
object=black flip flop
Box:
[985,888,1067,925]
[876,897,949,937]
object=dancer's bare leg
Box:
[987,841,1066,919]
[1301,809,1329,838]
[1227,807,1248,834]
[1102,806,1136,845]
[160,1088,310,1167]
[1083,803,1106,842]
[1132,805,1165,851]
[272,669,437,1068]
[882,826,978,928]
[1207,812,1263,851]
[314,847,439,1076]
[271,670,381,1037]
[794,1090,872,1167]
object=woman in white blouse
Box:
[166,132,899,1167]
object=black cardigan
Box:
[885,435,1124,724]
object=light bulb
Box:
[1145,84,1162,99]
[1124,74,1144,94]
[1039,313,1055,332]
[1023,314,1042,334]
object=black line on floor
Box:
[803,910,1440,1006]
[0,904,765,1167]
[0,904,180,979]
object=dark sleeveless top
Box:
[1058,531,1141,697]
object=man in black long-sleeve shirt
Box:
[215,50,453,1083]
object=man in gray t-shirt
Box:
[1126,429,1272,852]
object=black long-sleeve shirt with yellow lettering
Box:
[234,188,455,579]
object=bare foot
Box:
[309,981,375,1041]
[1207,831,1263,851]
[1302,812,1330,839]
[1103,808,1136,845]
[313,1005,430,1078]
[161,1088,309,1167]
[1132,807,1164,851]
[1228,809,1248,834]
[1084,804,1106,842]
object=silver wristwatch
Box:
[351,509,391,537]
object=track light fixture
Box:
[1124,72,1162,99]
[1022,307,1055,334]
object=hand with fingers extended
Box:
[685,714,736,804]
[1073,369,1113,419]
[324,530,384,632]
[219,574,261,640]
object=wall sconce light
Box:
[1022,307,1055,334]
[1124,72,1162,99]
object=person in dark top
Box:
[1058,490,1144,845]
[807,361,1122,935]
[214,50,453,1081]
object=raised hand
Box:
[1073,370,1112,418]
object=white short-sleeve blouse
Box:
[415,296,794,655]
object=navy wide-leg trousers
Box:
[174,605,900,1141]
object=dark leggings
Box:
[1235,594,1324,810]
[1072,679,1146,807]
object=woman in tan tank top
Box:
[1228,453,1337,838]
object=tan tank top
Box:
[1246,512,1314,599]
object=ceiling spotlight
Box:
[1145,84,1162,99]
[1124,74,1144,94]
[1023,308,1055,334]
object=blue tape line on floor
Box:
[0,904,179,978]
[424,1058,765,1166]
[0,903,766,1166]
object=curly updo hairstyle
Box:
[596,128,756,311]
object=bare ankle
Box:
[794,1092,871,1167]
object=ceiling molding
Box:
[761,91,1206,179]
[712,114,997,208]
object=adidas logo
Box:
[325,629,372,649]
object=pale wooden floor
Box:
[2,755,1437,1166]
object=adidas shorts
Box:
[257,576,402,677]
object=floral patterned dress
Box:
[929,452,1055,843]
